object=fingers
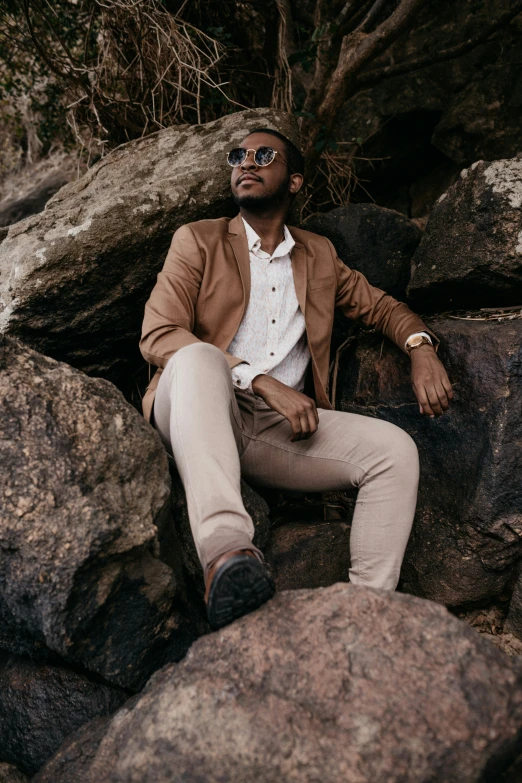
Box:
[412,358,455,418]
[442,375,454,401]
[415,380,452,418]
[414,384,435,418]
[289,398,319,441]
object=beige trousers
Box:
[153,342,419,590]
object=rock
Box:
[0,171,73,228]
[36,585,522,782]
[0,151,80,229]
[0,764,29,783]
[169,462,273,596]
[304,204,421,300]
[31,716,114,783]
[336,317,522,607]
[266,520,351,590]
[335,2,522,214]
[408,158,522,309]
[0,336,200,690]
[0,109,300,397]
[0,652,127,776]
[505,575,522,640]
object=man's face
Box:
[230,132,296,211]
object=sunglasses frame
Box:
[226,146,291,170]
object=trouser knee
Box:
[386,426,419,478]
[165,342,228,378]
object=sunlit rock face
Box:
[408,158,522,310]
[36,585,522,783]
[0,109,299,394]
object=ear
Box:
[289,173,303,194]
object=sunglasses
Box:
[226,146,290,169]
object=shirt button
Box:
[270,352,274,356]
[271,319,276,324]
[272,287,276,292]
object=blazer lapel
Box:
[290,241,308,318]
[227,213,251,314]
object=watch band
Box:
[406,334,433,353]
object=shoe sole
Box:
[207,555,275,630]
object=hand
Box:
[251,374,319,441]
[410,344,454,418]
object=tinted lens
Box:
[255,146,276,166]
[227,148,247,167]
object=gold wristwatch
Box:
[406,334,433,354]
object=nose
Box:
[240,150,258,171]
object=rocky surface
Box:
[0,150,80,229]
[0,171,73,229]
[266,520,351,590]
[336,1,522,215]
[0,336,200,690]
[305,204,422,300]
[36,584,522,783]
[505,575,522,639]
[0,652,127,776]
[0,764,29,783]
[337,317,522,609]
[31,716,115,783]
[408,158,522,309]
[0,109,299,397]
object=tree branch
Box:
[358,0,522,88]
[358,0,390,33]
[302,0,426,161]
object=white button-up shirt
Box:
[228,217,431,396]
[228,219,310,394]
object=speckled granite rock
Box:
[36,585,522,783]
[0,336,199,690]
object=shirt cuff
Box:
[404,332,433,351]
[231,363,264,394]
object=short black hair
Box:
[247,127,305,175]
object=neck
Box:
[239,207,288,255]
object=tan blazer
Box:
[140,213,437,422]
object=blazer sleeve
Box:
[327,238,439,353]
[140,224,243,370]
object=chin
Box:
[233,193,278,211]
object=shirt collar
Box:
[242,217,295,259]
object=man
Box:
[140,128,453,630]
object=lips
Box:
[238,174,261,184]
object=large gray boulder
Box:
[305,204,422,300]
[0,652,127,776]
[0,336,198,690]
[0,109,299,395]
[408,158,522,309]
[336,317,522,608]
[36,584,522,783]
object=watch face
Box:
[408,336,424,347]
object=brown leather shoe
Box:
[205,549,275,630]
